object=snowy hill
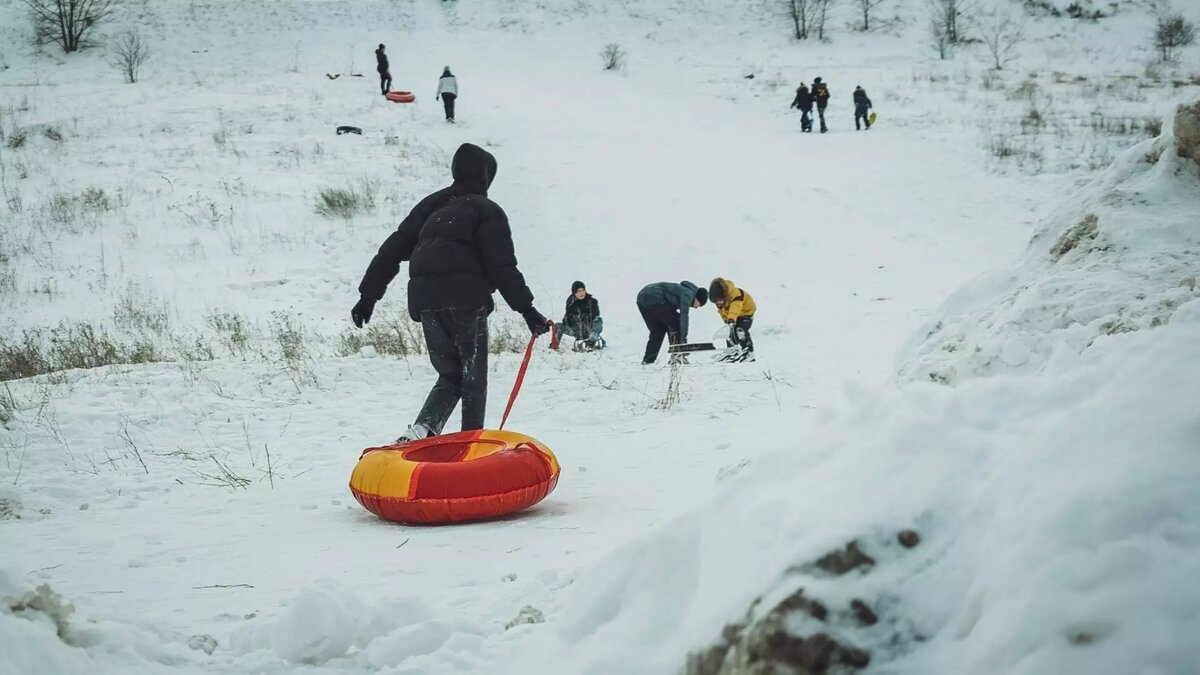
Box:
[1,0,1199,673]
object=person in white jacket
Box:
[436,66,458,123]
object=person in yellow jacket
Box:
[708,278,756,362]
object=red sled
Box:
[385,91,416,103]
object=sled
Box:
[336,125,362,135]
[667,342,716,354]
[385,90,416,103]
[869,111,877,125]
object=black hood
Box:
[451,143,498,196]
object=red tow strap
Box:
[499,323,557,430]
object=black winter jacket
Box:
[791,87,814,112]
[812,82,831,109]
[357,143,535,321]
[562,294,600,330]
[853,88,872,110]
[375,48,389,73]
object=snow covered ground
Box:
[1,0,1198,673]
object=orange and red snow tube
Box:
[385,90,416,103]
[349,429,560,524]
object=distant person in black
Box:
[853,85,873,131]
[352,143,551,443]
[375,43,391,96]
[790,82,814,133]
[812,77,831,133]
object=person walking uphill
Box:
[812,77,831,133]
[375,44,391,96]
[636,281,707,365]
[351,143,551,443]
[790,82,815,133]
[436,66,458,123]
[853,85,873,131]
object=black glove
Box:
[522,307,550,336]
[351,298,375,328]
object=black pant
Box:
[441,93,456,121]
[415,309,488,434]
[726,316,754,352]
[379,70,391,95]
[800,109,813,132]
[855,105,870,130]
[817,106,828,132]
[638,302,680,364]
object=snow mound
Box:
[503,118,1200,674]
[899,107,1200,385]
[0,570,207,675]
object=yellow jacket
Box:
[712,278,756,322]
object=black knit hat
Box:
[694,287,708,306]
[572,280,586,293]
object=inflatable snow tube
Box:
[349,429,560,524]
[385,91,416,103]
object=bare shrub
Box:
[783,0,820,39]
[314,183,375,219]
[489,317,527,354]
[43,126,63,142]
[45,193,78,226]
[930,17,951,59]
[80,187,112,212]
[207,311,252,358]
[110,30,150,83]
[112,283,171,336]
[0,323,165,381]
[856,0,886,31]
[600,43,625,71]
[7,130,28,149]
[22,0,114,53]
[1153,8,1197,63]
[0,252,15,296]
[0,383,15,426]
[929,0,975,45]
[980,11,1025,70]
[654,363,686,410]
[368,315,424,356]
[269,311,316,387]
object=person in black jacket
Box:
[636,281,707,365]
[790,83,814,133]
[812,77,831,133]
[352,143,550,443]
[853,85,873,131]
[557,281,605,351]
[375,44,391,96]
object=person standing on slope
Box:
[708,278,757,362]
[812,77,831,133]
[352,143,551,443]
[375,44,392,96]
[636,281,708,365]
[791,82,815,133]
[853,85,873,131]
[436,66,458,123]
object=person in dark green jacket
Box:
[636,281,708,364]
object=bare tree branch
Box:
[21,0,114,53]
[110,30,150,83]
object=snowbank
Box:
[899,107,1200,385]
[512,127,1200,674]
